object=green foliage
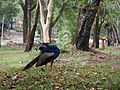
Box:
[53,1,79,48]
[103,0,120,24]
[58,30,71,49]
[0,0,20,18]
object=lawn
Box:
[0,46,39,67]
[0,46,120,89]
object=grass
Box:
[60,51,92,61]
[0,46,120,89]
[0,47,39,67]
[0,46,24,51]
[100,46,120,56]
[0,64,120,89]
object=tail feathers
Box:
[23,55,40,71]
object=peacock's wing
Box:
[23,54,42,71]
[36,52,54,67]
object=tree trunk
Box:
[49,25,52,43]
[0,16,5,47]
[38,0,53,43]
[25,3,39,52]
[106,24,120,46]
[112,24,120,44]
[23,0,29,43]
[8,22,11,37]
[107,26,112,46]
[71,6,81,45]
[75,0,101,51]
[0,35,1,47]
[0,15,5,46]
[23,11,27,43]
[92,14,103,48]
[92,14,100,48]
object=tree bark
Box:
[92,15,100,48]
[92,14,103,48]
[23,0,29,43]
[0,15,5,46]
[106,23,120,46]
[106,26,112,46]
[38,0,54,43]
[75,0,101,51]
[0,33,1,47]
[112,24,120,44]
[25,2,39,51]
[23,11,27,43]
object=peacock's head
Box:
[39,43,50,52]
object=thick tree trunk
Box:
[75,0,101,51]
[25,4,39,52]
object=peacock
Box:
[23,43,60,71]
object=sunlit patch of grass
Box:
[0,50,39,67]
[0,46,24,51]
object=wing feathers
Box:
[23,54,41,71]
[36,52,54,67]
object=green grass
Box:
[0,49,39,67]
[0,65,120,89]
[60,51,91,62]
[0,47,120,89]
[0,46,24,51]
[0,48,91,67]
[100,46,120,56]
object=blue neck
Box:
[40,44,60,56]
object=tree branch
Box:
[19,0,25,10]
[30,3,36,11]
[46,0,54,28]
[38,0,45,28]
[31,1,39,30]
[51,0,68,28]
